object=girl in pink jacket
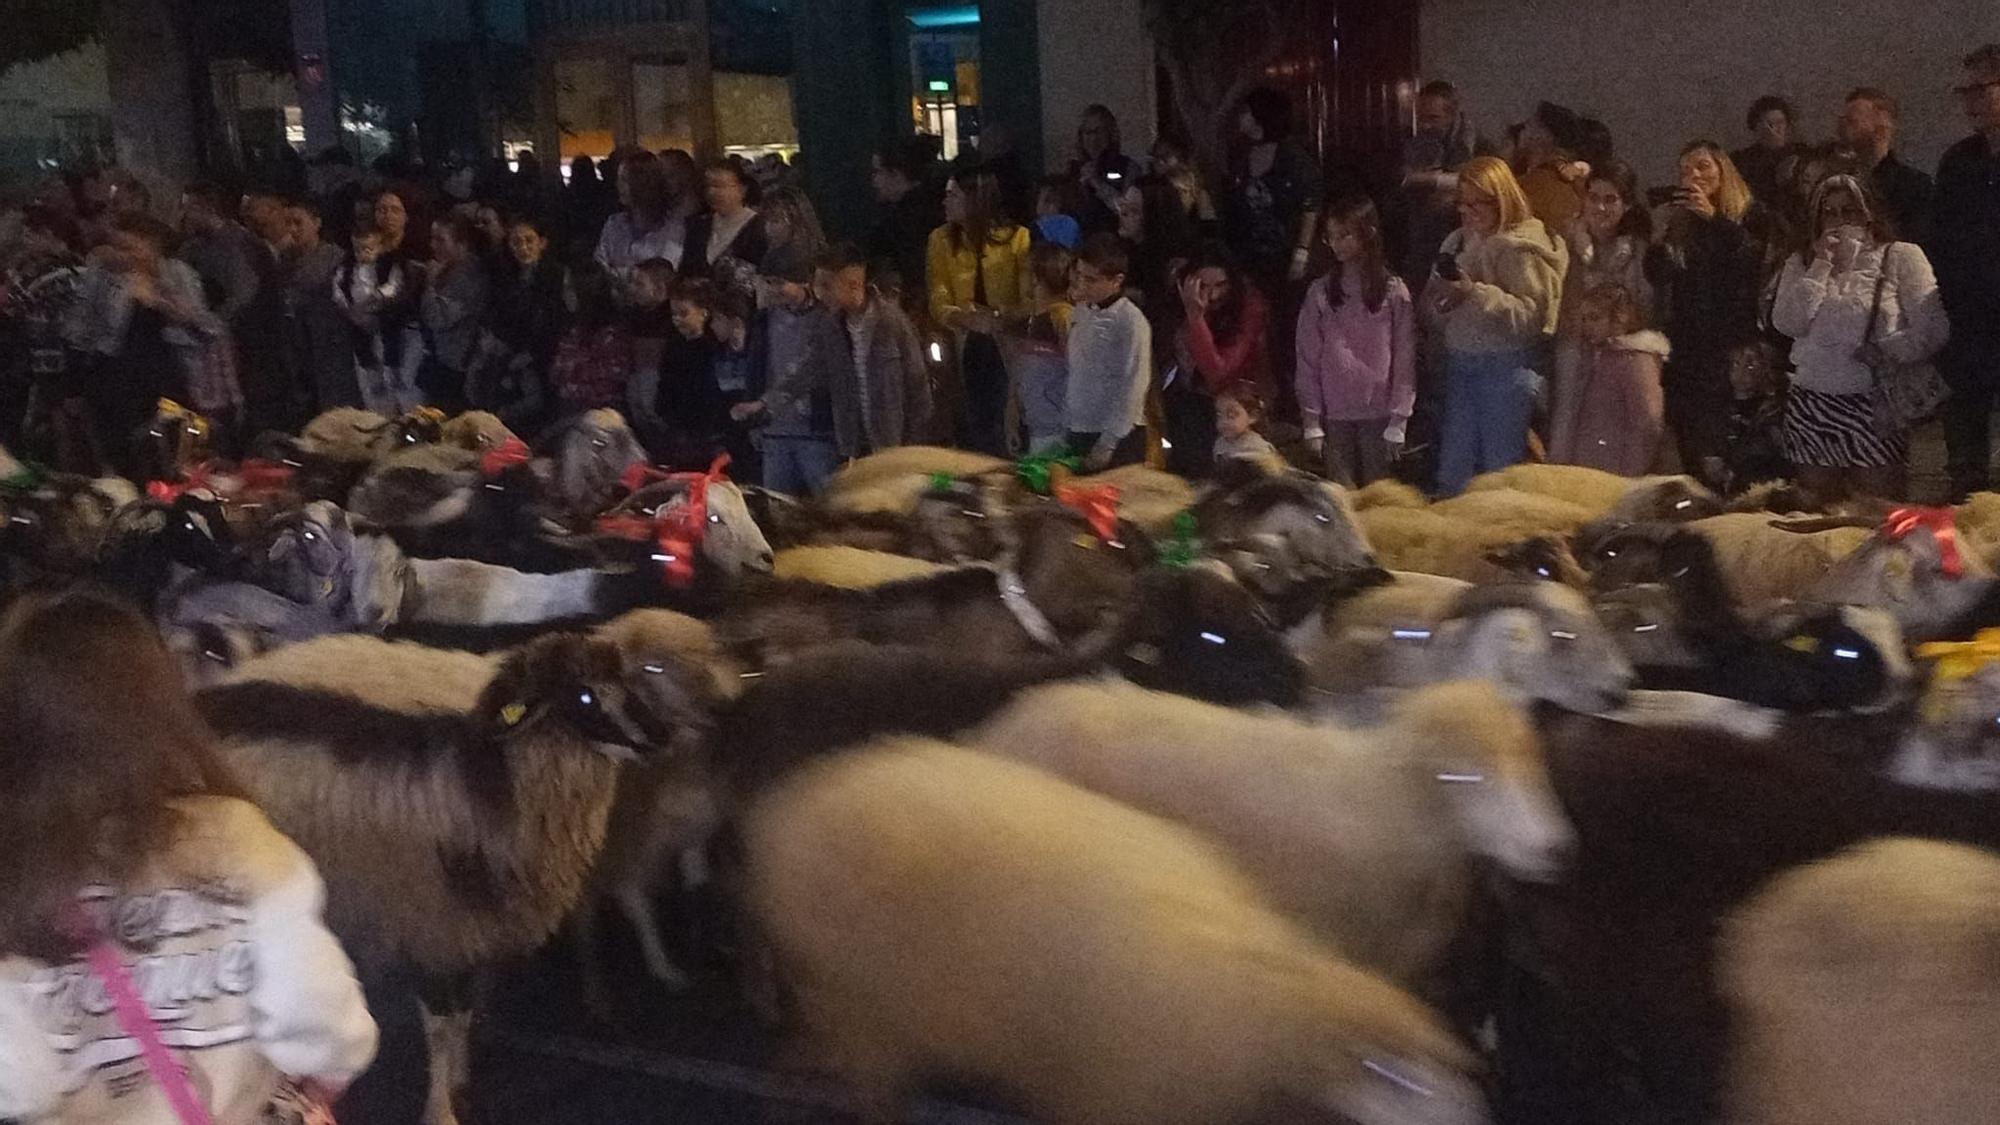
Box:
[1294,196,1416,487]
[1547,283,1670,475]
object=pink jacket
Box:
[1548,329,1671,476]
[1294,271,1416,433]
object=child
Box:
[1546,283,1669,476]
[625,257,679,373]
[1065,233,1152,470]
[1003,241,1075,455]
[814,242,932,456]
[330,224,420,415]
[631,278,723,468]
[709,286,766,478]
[731,244,843,495]
[1033,174,1083,250]
[1295,195,1416,488]
[1723,339,1791,493]
[548,267,635,416]
[1213,385,1281,470]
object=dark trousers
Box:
[1941,335,2000,498]
[959,331,1009,457]
[1067,426,1149,469]
[1163,379,1216,478]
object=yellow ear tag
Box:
[1072,534,1100,550]
[500,702,528,726]
[1783,634,1819,654]
[320,578,335,597]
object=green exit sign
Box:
[927,80,951,92]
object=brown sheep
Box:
[744,737,1488,1125]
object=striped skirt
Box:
[1781,384,1906,468]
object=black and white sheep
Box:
[967,678,1572,993]
[1717,837,2000,1125]
[194,610,736,1125]
[744,737,1489,1125]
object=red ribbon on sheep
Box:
[479,436,533,477]
[145,459,294,504]
[1054,482,1123,545]
[1883,506,1965,578]
[597,454,733,588]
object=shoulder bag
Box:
[1864,244,1947,436]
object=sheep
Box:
[1084,462,1199,534]
[1290,577,1634,717]
[1467,464,1721,522]
[744,737,1489,1125]
[540,408,649,524]
[1497,705,2000,1123]
[820,444,1010,501]
[1886,659,2000,792]
[437,409,516,452]
[717,500,1149,668]
[1800,509,2000,643]
[1430,487,1595,539]
[194,610,737,1125]
[298,407,402,461]
[770,544,953,588]
[1717,837,2000,1125]
[1192,466,1378,578]
[967,678,1570,993]
[1353,478,1430,511]
[1683,511,1873,606]
[1358,504,1587,584]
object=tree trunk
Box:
[99,0,201,193]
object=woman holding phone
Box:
[1423,156,1570,495]
[1644,141,1763,486]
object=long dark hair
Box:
[1586,158,1654,243]
[620,150,673,225]
[1323,194,1390,314]
[0,590,242,960]
[947,170,1014,254]
[1180,243,1250,344]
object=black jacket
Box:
[1930,134,2000,345]
[680,211,771,284]
[1870,151,1936,246]
[1645,211,1763,377]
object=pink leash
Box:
[83,929,217,1125]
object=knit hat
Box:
[760,243,814,284]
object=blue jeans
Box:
[1437,349,1541,496]
[762,435,841,497]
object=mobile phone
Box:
[1434,253,1462,282]
[1646,185,1681,208]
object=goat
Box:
[745,737,1489,1125]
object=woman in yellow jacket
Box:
[928,169,1031,455]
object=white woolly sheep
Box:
[1357,503,1586,584]
[1467,464,1719,522]
[820,446,1011,513]
[967,678,1572,991]
[1429,488,1595,540]
[196,610,737,1125]
[1685,512,1873,607]
[1291,576,1633,717]
[770,544,953,588]
[1353,478,1430,511]
[298,407,401,461]
[745,737,1488,1125]
[1718,837,2000,1125]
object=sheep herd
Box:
[4,408,2000,1125]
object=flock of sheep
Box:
[3,405,1999,1125]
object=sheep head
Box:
[1440,583,1634,715]
[1391,679,1576,888]
[550,409,648,521]
[1196,469,1380,581]
[1750,603,1914,713]
[439,410,517,453]
[1592,583,1705,673]
[132,398,213,484]
[1603,475,1724,525]
[1287,960,1487,1125]
[260,501,407,631]
[476,622,731,765]
[1120,562,1304,706]
[1483,535,1585,587]
[1800,508,1998,644]
[0,473,140,573]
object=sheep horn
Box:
[1770,515,1880,533]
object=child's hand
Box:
[1383,418,1409,446]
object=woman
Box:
[1164,245,1271,478]
[1644,141,1764,487]
[1731,96,1808,207]
[1070,105,1140,236]
[1224,87,1324,290]
[1514,101,1589,231]
[1150,132,1218,232]
[63,214,229,475]
[418,214,490,413]
[681,159,769,291]
[758,185,827,267]
[1560,159,1653,325]
[1,204,84,451]
[927,170,1032,456]
[1423,156,1569,496]
[593,150,685,280]
[1770,175,1948,500]
[472,213,566,434]
[0,590,377,1124]
[371,188,426,262]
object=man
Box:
[865,137,945,315]
[1395,81,1498,285]
[176,183,262,325]
[1837,87,1934,243]
[813,242,931,457]
[1935,45,2000,499]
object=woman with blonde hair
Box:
[928,169,1032,454]
[757,185,827,265]
[1644,139,1764,486]
[1423,154,1570,495]
[0,589,377,1124]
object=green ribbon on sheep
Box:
[0,462,50,493]
[1159,511,1202,569]
[1015,452,1081,496]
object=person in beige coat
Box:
[1423,156,1569,495]
[0,591,377,1125]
